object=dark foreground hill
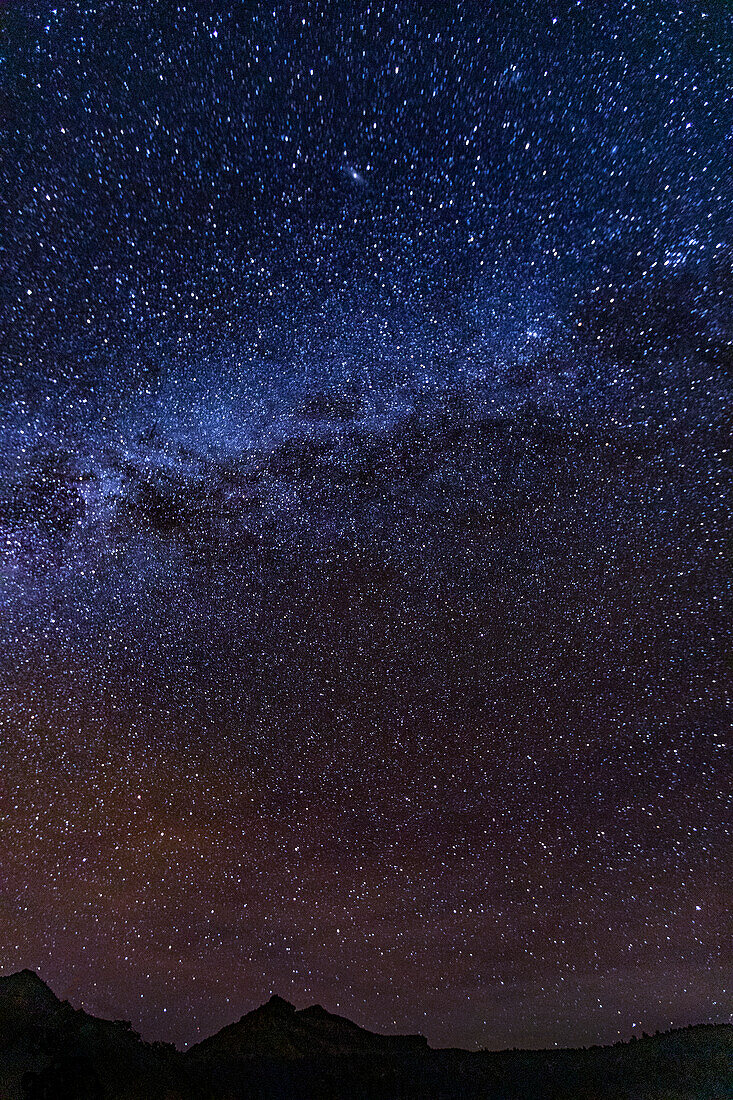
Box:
[0,970,730,1099]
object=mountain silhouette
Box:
[189,993,430,1062]
[0,970,730,1099]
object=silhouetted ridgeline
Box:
[0,970,730,1099]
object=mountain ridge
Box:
[0,970,730,1099]
[187,989,431,1063]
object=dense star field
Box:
[0,0,730,1052]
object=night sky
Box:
[1,0,731,1052]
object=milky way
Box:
[0,1,730,1050]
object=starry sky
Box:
[0,0,731,1052]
